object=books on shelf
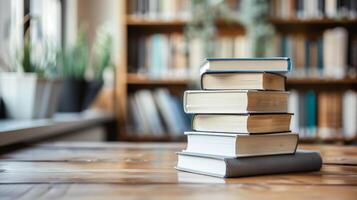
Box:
[176,57,322,178]
[128,33,188,79]
[288,90,357,140]
[275,27,353,78]
[127,89,189,137]
[131,90,165,135]
[192,114,292,134]
[183,90,289,114]
[184,131,298,157]
[154,89,188,134]
[128,34,253,80]
[128,0,192,20]
[270,0,357,19]
[128,29,355,80]
[201,72,286,91]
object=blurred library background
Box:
[0,0,356,145]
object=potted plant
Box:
[0,97,5,119]
[82,27,114,110]
[57,30,89,112]
[0,36,62,119]
[185,0,273,58]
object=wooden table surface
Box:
[0,142,357,200]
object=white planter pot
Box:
[38,79,62,118]
[0,72,62,119]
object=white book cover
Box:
[343,90,357,139]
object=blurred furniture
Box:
[116,0,357,143]
[0,110,116,147]
[0,142,356,199]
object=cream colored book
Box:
[192,114,292,133]
[183,90,288,114]
[184,131,298,157]
[201,72,286,91]
[200,57,292,73]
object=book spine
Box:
[200,72,207,90]
[306,91,317,137]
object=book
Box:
[323,27,348,78]
[200,57,292,73]
[192,114,292,134]
[298,91,307,137]
[343,90,357,139]
[305,91,317,137]
[184,131,298,157]
[318,92,342,139]
[201,72,286,91]
[183,90,289,114]
[176,150,322,178]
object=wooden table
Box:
[0,142,357,199]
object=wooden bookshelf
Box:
[116,0,357,143]
[126,17,245,34]
[127,74,190,85]
[127,74,357,86]
[270,18,357,25]
[121,134,186,142]
[127,17,187,26]
[127,17,357,27]
[300,136,357,144]
[126,17,245,27]
[287,78,357,84]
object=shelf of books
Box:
[119,0,357,143]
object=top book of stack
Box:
[200,57,292,73]
[200,57,292,91]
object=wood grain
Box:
[0,142,356,199]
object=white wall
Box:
[76,0,123,83]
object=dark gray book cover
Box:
[176,150,322,178]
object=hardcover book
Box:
[184,131,298,157]
[176,150,322,178]
[200,57,292,74]
[201,72,286,91]
[183,90,289,114]
[192,114,292,133]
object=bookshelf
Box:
[127,74,190,85]
[270,18,357,25]
[117,0,357,143]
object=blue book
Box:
[150,35,164,78]
[200,57,292,74]
[305,91,317,137]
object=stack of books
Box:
[176,58,323,178]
